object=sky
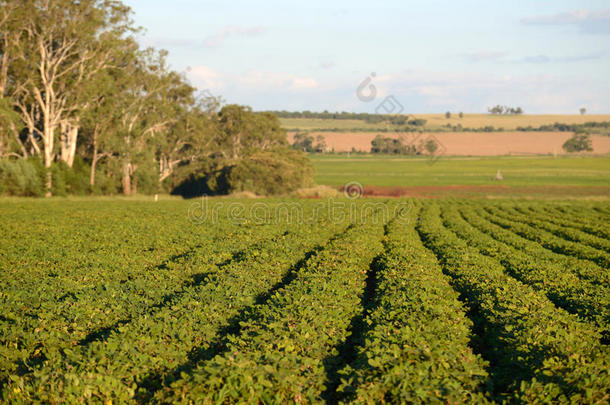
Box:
[126,0,610,114]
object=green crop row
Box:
[441,203,609,337]
[484,205,610,268]
[520,205,610,241]
[1,199,608,404]
[477,206,610,285]
[507,206,610,254]
[0,208,281,391]
[156,215,386,404]
[6,213,345,403]
[336,206,489,404]
[417,203,610,404]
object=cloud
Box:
[139,37,199,48]
[187,66,224,90]
[290,77,319,90]
[318,61,335,70]
[187,67,318,93]
[521,55,551,64]
[237,70,319,91]
[138,26,266,50]
[464,51,508,62]
[518,52,605,64]
[377,70,610,114]
[522,9,610,34]
[184,66,610,114]
[204,26,266,47]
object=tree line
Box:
[0,0,311,197]
[487,105,523,115]
[266,110,428,126]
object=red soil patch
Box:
[354,185,610,198]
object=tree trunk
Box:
[90,133,98,188]
[122,162,131,195]
[43,125,54,197]
[59,121,79,167]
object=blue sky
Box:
[126,0,610,113]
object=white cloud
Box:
[464,51,508,62]
[187,66,223,90]
[185,66,610,114]
[237,70,319,91]
[290,77,319,90]
[378,70,610,114]
[522,9,610,34]
[518,52,605,64]
[187,67,319,94]
[204,26,266,48]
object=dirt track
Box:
[287,131,610,155]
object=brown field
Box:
[418,113,610,131]
[287,131,610,155]
[281,114,610,132]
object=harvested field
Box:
[281,114,610,132]
[288,131,610,155]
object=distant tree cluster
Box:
[370,135,439,156]
[516,121,610,136]
[488,105,523,115]
[0,0,311,197]
[291,133,327,153]
[562,133,593,153]
[266,110,427,127]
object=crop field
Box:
[1,198,609,403]
[281,114,610,132]
[290,131,610,155]
[311,155,610,197]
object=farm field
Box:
[311,155,610,197]
[288,131,610,154]
[281,114,610,132]
[1,198,609,403]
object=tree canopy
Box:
[0,0,311,196]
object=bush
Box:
[0,159,44,197]
[408,118,427,126]
[563,133,593,153]
[223,148,314,195]
[0,157,98,197]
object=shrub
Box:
[563,133,593,153]
[224,148,314,195]
[0,159,44,197]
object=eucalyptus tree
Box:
[8,0,134,194]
